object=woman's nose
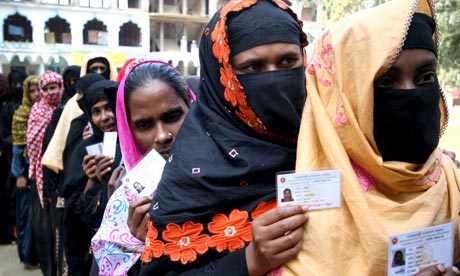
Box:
[398,79,416,90]
[266,64,278,72]
[154,125,173,143]
[101,110,111,121]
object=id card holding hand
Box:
[387,222,453,276]
[122,149,166,199]
[276,170,341,210]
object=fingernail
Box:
[437,264,446,273]
[453,266,460,275]
[301,205,309,212]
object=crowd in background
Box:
[0,54,177,275]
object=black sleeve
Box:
[42,108,63,197]
[177,249,248,276]
[142,249,249,276]
[0,102,16,147]
[62,138,93,199]
[59,116,86,196]
[74,182,102,232]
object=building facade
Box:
[0,0,323,76]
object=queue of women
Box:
[0,0,459,275]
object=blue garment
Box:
[16,189,38,265]
[11,145,38,266]
[11,145,28,178]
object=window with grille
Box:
[83,18,108,45]
[119,21,141,46]
[45,16,71,44]
[3,12,33,42]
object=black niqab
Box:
[374,12,440,164]
[60,66,81,105]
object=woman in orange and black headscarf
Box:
[281,0,460,275]
[140,0,310,275]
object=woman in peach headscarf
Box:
[281,0,460,275]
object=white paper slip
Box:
[102,132,117,158]
[122,149,166,199]
[276,169,341,210]
[387,222,453,276]
[86,142,103,155]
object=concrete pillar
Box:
[31,17,44,45]
[160,22,164,51]
[208,0,217,16]
[38,62,45,76]
[182,0,187,14]
[107,21,119,48]
[71,18,84,47]
[159,0,164,13]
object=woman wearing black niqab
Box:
[141,0,309,275]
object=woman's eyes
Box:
[240,63,262,73]
[136,120,152,131]
[91,109,100,116]
[280,57,299,67]
[163,111,183,124]
[374,76,395,88]
[375,71,436,89]
[416,72,436,85]
[237,58,299,73]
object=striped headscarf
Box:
[27,71,63,206]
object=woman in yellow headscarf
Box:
[281,0,460,275]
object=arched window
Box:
[3,12,33,42]
[45,16,71,44]
[83,18,108,45]
[119,21,141,47]
[128,0,140,8]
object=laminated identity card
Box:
[387,222,453,276]
[122,149,166,199]
[276,169,341,210]
[86,142,103,155]
[102,132,117,158]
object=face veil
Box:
[374,12,440,164]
